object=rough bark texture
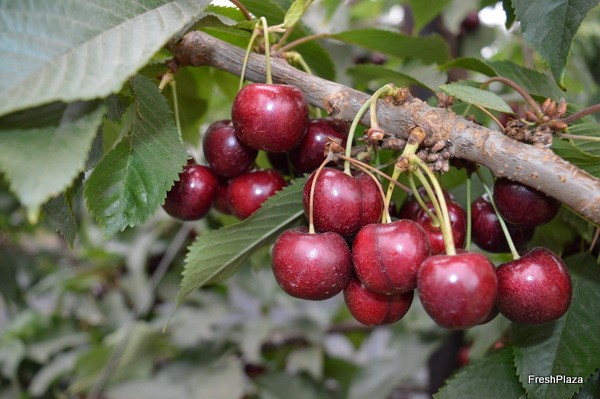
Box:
[173,31,600,225]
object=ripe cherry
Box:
[163,159,218,221]
[414,200,467,254]
[228,169,286,219]
[232,83,309,152]
[344,276,413,326]
[471,194,534,253]
[352,220,431,294]
[493,177,560,227]
[214,178,232,214]
[496,247,572,324]
[417,252,497,329]
[271,227,352,300]
[398,187,454,220]
[289,118,348,174]
[202,120,257,178]
[302,168,383,238]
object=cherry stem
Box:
[308,152,334,234]
[349,162,391,224]
[560,133,600,142]
[481,76,542,117]
[408,173,440,226]
[385,166,402,219]
[411,156,455,255]
[278,32,330,53]
[273,0,315,51]
[475,169,520,260]
[474,104,505,132]
[169,80,183,141]
[261,17,273,85]
[560,103,600,125]
[229,0,253,21]
[465,174,472,251]
[239,24,261,90]
[344,84,395,175]
[339,155,411,193]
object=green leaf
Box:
[408,0,452,33]
[0,101,105,222]
[332,29,451,64]
[42,193,78,248]
[512,0,600,88]
[347,64,446,92]
[434,349,526,398]
[282,0,307,28]
[440,57,498,77]
[177,176,307,304]
[84,75,188,236]
[511,253,600,399]
[566,123,600,156]
[240,0,336,80]
[551,138,600,179]
[440,82,513,113]
[0,0,212,116]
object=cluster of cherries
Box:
[163,79,572,329]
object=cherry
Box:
[460,11,480,34]
[232,83,309,152]
[302,168,384,238]
[271,227,352,300]
[214,178,232,214]
[288,118,348,173]
[496,247,572,324]
[417,252,497,329]
[398,187,454,220]
[228,169,286,219]
[163,159,218,221]
[471,194,534,253]
[202,120,257,178]
[493,177,560,227]
[344,276,413,326]
[414,200,467,254]
[352,220,430,294]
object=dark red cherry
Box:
[471,194,534,253]
[302,168,383,238]
[417,252,497,329]
[289,118,348,174]
[352,220,430,294]
[493,178,560,227]
[496,247,572,324]
[202,120,257,178]
[271,227,352,300]
[228,169,286,219]
[344,276,413,326]
[414,200,467,254]
[163,160,218,221]
[214,178,232,214]
[232,83,309,152]
[398,187,455,220]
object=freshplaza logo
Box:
[528,375,584,384]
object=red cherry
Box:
[202,120,257,178]
[232,83,309,152]
[496,247,572,324]
[302,168,383,238]
[214,178,232,214]
[228,170,286,219]
[289,118,348,174]
[344,276,413,326]
[352,220,431,294]
[493,178,560,227]
[398,187,454,220]
[417,252,497,329]
[414,200,467,254]
[162,160,218,221]
[271,227,352,300]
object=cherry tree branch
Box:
[172,31,600,226]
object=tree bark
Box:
[172,31,600,226]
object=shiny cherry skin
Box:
[289,118,348,174]
[271,227,352,300]
[214,178,232,214]
[232,83,309,152]
[228,169,286,219]
[493,177,560,227]
[414,200,467,254]
[344,276,414,326]
[471,194,534,253]
[202,120,257,178]
[398,187,455,220]
[302,168,384,238]
[417,252,497,329]
[352,220,431,294]
[496,247,572,324]
[163,160,218,221]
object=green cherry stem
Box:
[308,152,334,234]
[239,24,261,90]
[338,155,410,193]
[408,172,439,226]
[344,84,395,175]
[465,174,472,251]
[475,169,520,260]
[261,17,273,85]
